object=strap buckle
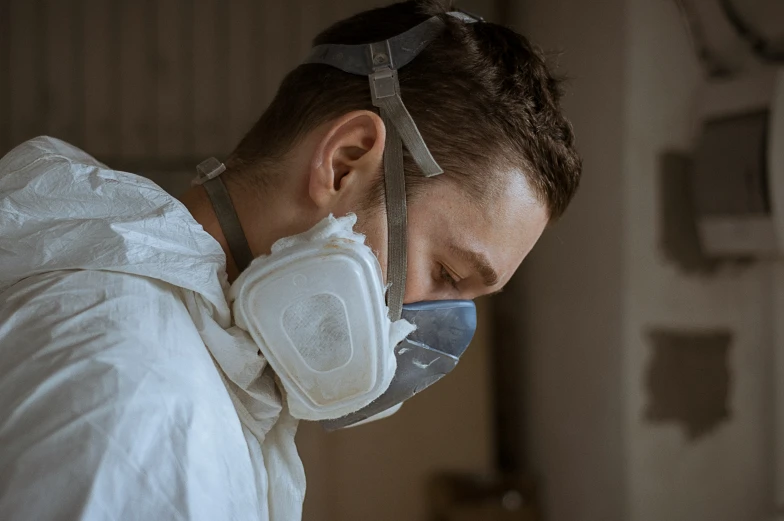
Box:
[193,157,226,186]
[368,40,399,106]
[369,67,399,105]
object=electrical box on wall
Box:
[692,68,784,258]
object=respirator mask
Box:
[194,10,481,429]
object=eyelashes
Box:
[439,264,460,290]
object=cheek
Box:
[355,211,442,303]
[403,232,446,303]
[353,207,452,303]
[403,271,437,303]
[351,208,388,281]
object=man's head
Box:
[213,0,581,301]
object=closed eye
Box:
[439,264,460,290]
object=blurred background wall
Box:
[519,1,784,520]
[2,1,784,520]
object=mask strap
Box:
[368,41,443,178]
[381,112,407,320]
[193,158,255,272]
[306,18,446,177]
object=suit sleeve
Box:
[0,270,259,521]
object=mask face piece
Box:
[230,215,416,422]
[320,299,476,430]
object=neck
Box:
[179,176,316,283]
[179,184,243,281]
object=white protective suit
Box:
[0,137,305,521]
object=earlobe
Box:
[308,110,386,210]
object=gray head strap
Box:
[305,16,446,177]
[303,11,479,320]
[193,158,255,272]
[382,113,407,320]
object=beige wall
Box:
[517,1,782,520]
[623,2,777,520]
[0,0,389,160]
[514,0,629,519]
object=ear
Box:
[308,110,386,210]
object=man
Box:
[0,1,580,520]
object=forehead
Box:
[408,171,548,285]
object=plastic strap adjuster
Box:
[193,157,227,186]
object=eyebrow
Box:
[449,245,500,287]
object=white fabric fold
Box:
[0,137,303,521]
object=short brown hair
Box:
[228,0,581,220]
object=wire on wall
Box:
[719,0,784,65]
[672,0,733,78]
